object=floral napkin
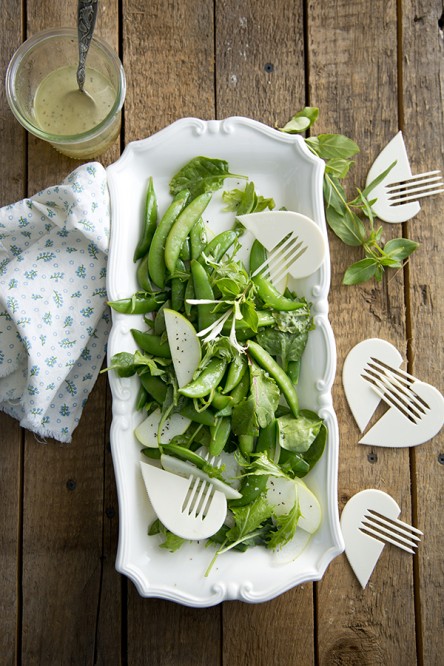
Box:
[0,163,111,443]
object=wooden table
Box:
[1,1,442,664]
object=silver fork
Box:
[361,357,430,424]
[385,170,444,205]
[359,509,423,554]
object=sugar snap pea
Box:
[191,259,217,332]
[209,416,231,456]
[228,369,250,403]
[108,291,166,315]
[171,259,187,312]
[249,238,267,274]
[239,435,255,457]
[253,274,305,311]
[190,218,207,260]
[247,340,299,416]
[136,252,152,292]
[164,192,212,274]
[228,472,268,507]
[131,329,171,358]
[201,230,239,263]
[135,384,149,411]
[222,353,247,394]
[133,176,157,262]
[148,189,190,288]
[179,358,227,399]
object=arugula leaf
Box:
[237,452,292,479]
[148,519,186,552]
[222,181,275,215]
[170,156,247,200]
[267,498,302,550]
[225,496,275,546]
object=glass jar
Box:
[6,28,126,159]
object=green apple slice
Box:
[135,408,190,447]
[266,476,322,534]
[164,308,201,388]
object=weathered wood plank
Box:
[215,2,316,664]
[401,2,444,664]
[0,3,27,664]
[18,3,122,663]
[306,0,417,663]
[121,2,221,662]
[122,0,216,142]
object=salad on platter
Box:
[105,155,327,575]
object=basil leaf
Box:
[279,107,319,133]
[383,238,419,261]
[170,156,246,199]
[105,351,136,377]
[306,134,360,160]
[325,157,353,179]
[323,175,347,215]
[326,207,366,247]
[342,258,379,285]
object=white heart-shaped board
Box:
[341,489,401,588]
[343,339,403,432]
[343,338,444,447]
[360,380,444,447]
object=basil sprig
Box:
[280,108,419,285]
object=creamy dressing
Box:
[33,65,116,136]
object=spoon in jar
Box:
[76,0,99,101]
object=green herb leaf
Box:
[325,157,353,179]
[277,412,323,452]
[222,181,275,214]
[383,238,419,262]
[342,258,379,285]
[249,361,281,428]
[267,498,302,550]
[306,134,360,160]
[226,496,275,544]
[170,156,247,200]
[279,107,319,133]
[103,351,136,377]
[326,206,367,247]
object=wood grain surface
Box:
[0,1,442,665]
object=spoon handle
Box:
[77,0,99,91]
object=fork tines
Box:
[386,169,444,205]
[361,358,431,424]
[182,476,214,518]
[251,232,308,286]
[359,509,423,554]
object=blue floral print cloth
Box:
[0,163,110,443]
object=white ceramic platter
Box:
[106,117,344,606]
